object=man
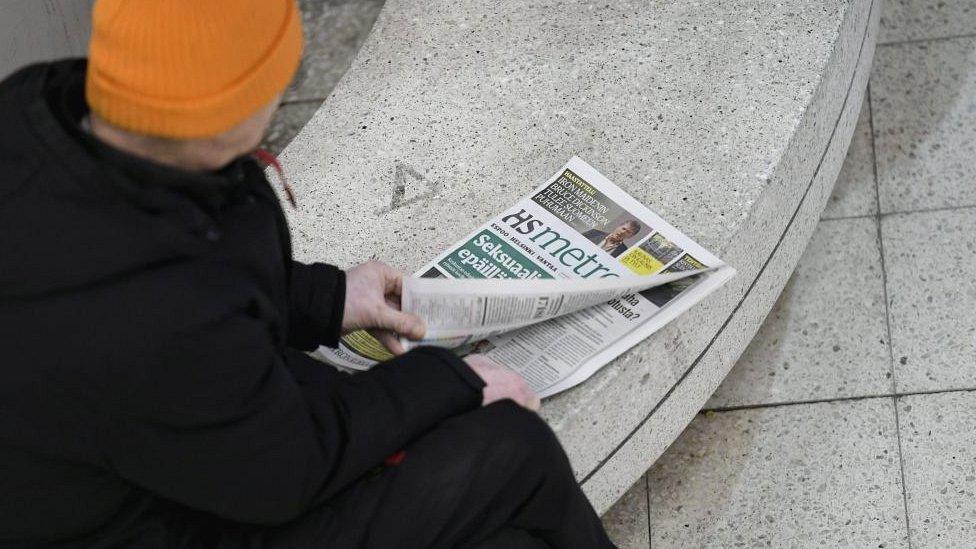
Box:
[583,220,642,258]
[0,1,615,547]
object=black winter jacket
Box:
[0,60,484,547]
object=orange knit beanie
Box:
[85,0,303,139]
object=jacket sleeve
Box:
[287,261,345,350]
[96,310,484,525]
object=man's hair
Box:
[621,220,641,234]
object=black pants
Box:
[209,401,615,548]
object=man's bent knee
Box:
[469,401,567,466]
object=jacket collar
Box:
[26,59,256,213]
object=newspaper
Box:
[398,271,711,347]
[315,157,736,397]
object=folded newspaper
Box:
[316,157,736,397]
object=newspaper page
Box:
[315,157,736,397]
[398,271,711,346]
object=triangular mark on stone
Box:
[375,162,439,215]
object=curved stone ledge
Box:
[280,0,881,513]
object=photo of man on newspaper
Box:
[583,218,644,258]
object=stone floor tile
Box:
[898,391,976,547]
[822,101,878,220]
[706,217,891,408]
[880,0,976,44]
[264,101,321,155]
[285,0,385,103]
[648,399,908,548]
[871,37,976,213]
[882,208,976,393]
[601,477,650,549]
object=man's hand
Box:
[464,354,541,412]
[343,261,425,355]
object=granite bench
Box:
[280,0,881,513]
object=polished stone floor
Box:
[603,3,976,546]
[267,1,976,547]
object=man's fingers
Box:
[376,307,426,340]
[518,379,542,411]
[371,330,405,356]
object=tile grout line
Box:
[880,203,976,218]
[644,474,652,549]
[867,85,895,397]
[869,81,914,549]
[820,212,877,222]
[820,202,976,224]
[280,97,328,107]
[701,384,976,414]
[879,31,976,48]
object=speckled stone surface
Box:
[880,0,976,44]
[264,102,321,155]
[882,208,976,393]
[577,0,880,512]
[280,0,880,512]
[600,477,649,549]
[706,217,890,409]
[265,0,386,153]
[0,0,94,79]
[285,0,385,103]
[898,391,976,547]
[872,37,976,213]
[647,400,908,547]
[822,102,879,220]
